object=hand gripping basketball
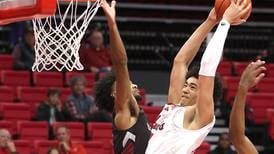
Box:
[215,0,252,25]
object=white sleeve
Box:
[199,19,230,77]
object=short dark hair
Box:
[186,65,223,103]
[70,75,87,87]
[47,88,60,97]
[94,72,116,112]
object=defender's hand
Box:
[239,60,266,89]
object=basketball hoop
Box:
[31,0,100,72]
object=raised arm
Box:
[101,0,137,129]
[168,9,218,104]
[229,60,265,154]
[195,0,251,126]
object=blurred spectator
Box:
[80,28,111,73]
[210,132,236,154]
[55,126,86,154]
[64,76,96,121]
[12,26,35,70]
[35,89,66,124]
[47,147,59,154]
[0,129,18,154]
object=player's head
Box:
[181,65,223,106]
[217,132,231,149]
[94,72,142,112]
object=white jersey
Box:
[145,104,215,154]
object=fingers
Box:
[111,0,116,8]
[231,19,246,25]
[254,73,265,85]
[100,0,107,7]
[254,66,267,76]
[240,3,252,16]
[236,0,244,6]
[253,60,266,69]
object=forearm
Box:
[107,19,131,111]
[108,22,128,65]
[229,85,248,141]
[174,19,216,65]
[199,20,230,77]
[229,85,258,153]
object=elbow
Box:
[173,58,188,67]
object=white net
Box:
[32,0,100,72]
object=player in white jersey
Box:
[146,0,252,153]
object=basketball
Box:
[215,0,252,21]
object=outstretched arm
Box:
[195,0,251,127]
[168,9,219,104]
[101,0,138,129]
[229,60,265,154]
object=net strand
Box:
[32,0,100,72]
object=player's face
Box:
[130,82,140,97]
[180,77,199,106]
[111,81,141,99]
[56,127,70,142]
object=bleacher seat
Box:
[233,62,249,76]
[17,121,49,140]
[247,93,274,108]
[0,103,31,122]
[194,141,211,154]
[142,106,162,124]
[217,61,232,76]
[0,55,13,70]
[222,76,240,103]
[88,122,112,142]
[14,140,33,154]
[0,120,15,136]
[34,140,58,154]
[65,72,96,87]
[266,64,274,77]
[247,93,274,124]
[1,71,30,86]
[0,86,15,102]
[267,109,274,140]
[52,122,85,141]
[73,141,111,154]
[33,72,63,87]
[256,78,274,93]
[17,87,48,103]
